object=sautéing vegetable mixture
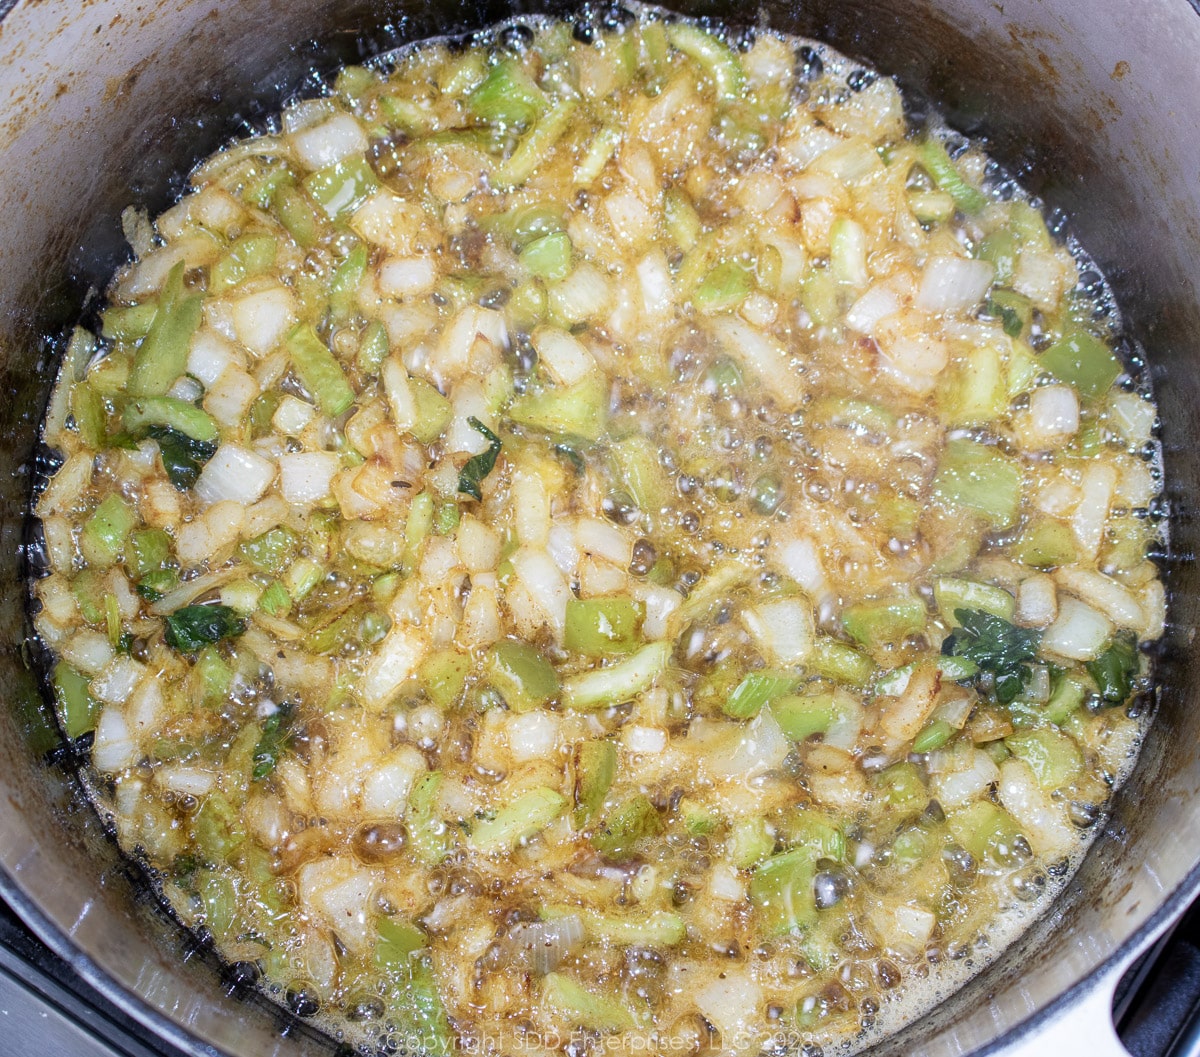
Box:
[31,5,1165,1054]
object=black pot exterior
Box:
[0,2,1197,1054]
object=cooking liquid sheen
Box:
[30,6,1164,1055]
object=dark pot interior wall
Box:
[0,1,1197,1055]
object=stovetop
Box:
[1,893,1199,1057]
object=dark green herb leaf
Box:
[164,604,246,653]
[457,416,503,501]
[252,703,294,781]
[943,607,1041,706]
[553,442,586,475]
[1086,633,1140,704]
[146,425,218,492]
[986,299,1024,338]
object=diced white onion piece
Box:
[998,758,1076,857]
[378,256,438,300]
[846,282,902,335]
[531,327,596,387]
[159,766,216,797]
[1016,574,1058,627]
[636,249,673,320]
[91,657,146,706]
[548,263,612,326]
[443,380,493,454]
[168,375,204,404]
[360,625,427,709]
[1041,597,1113,661]
[202,367,259,428]
[916,255,995,314]
[36,452,93,516]
[694,971,762,1045]
[296,858,381,954]
[1018,385,1079,450]
[510,548,572,639]
[456,515,501,574]
[630,583,682,641]
[272,394,316,436]
[1055,568,1144,630]
[507,711,561,764]
[741,598,814,665]
[1116,456,1156,510]
[709,710,790,778]
[361,746,427,815]
[1108,391,1156,447]
[195,444,276,505]
[623,725,667,755]
[710,317,803,405]
[1072,462,1116,561]
[62,630,115,676]
[709,863,746,902]
[868,901,937,960]
[127,679,165,735]
[770,536,827,596]
[1140,580,1166,642]
[511,466,551,549]
[281,97,335,134]
[546,523,579,578]
[575,518,629,566]
[93,707,137,772]
[290,114,369,170]
[278,451,340,506]
[933,750,1000,808]
[230,286,298,356]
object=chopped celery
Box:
[772,693,838,741]
[401,377,451,446]
[574,125,622,186]
[682,799,719,836]
[357,319,389,376]
[1014,518,1078,569]
[939,344,1005,426]
[519,231,573,281]
[272,181,321,247]
[1007,339,1040,396]
[723,669,795,720]
[1010,199,1053,252]
[486,640,559,711]
[591,794,662,861]
[193,792,245,864]
[670,560,751,630]
[811,395,896,435]
[542,972,636,1032]
[403,491,435,574]
[194,646,233,707]
[302,156,378,219]
[434,501,460,535]
[53,661,99,739]
[71,383,107,448]
[1045,669,1090,724]
[912,720,953,753]
[801,269,841,327]
[574,739,617,825]
[285,323,355,417]
[561,641,670,710]
[80,494,135,568]
[543,904,686,946]
[1086,633,1140,704]
[750,849,818,936]
[209,233,277,294]
[917,138,987,213]
[829,217,868,287]
[1040,328,1122,400]
[128,527,171,578]
[105,592,122,647]
[238,527,297,575]
[873,762,928,818]
[908,189,956,225]
[787,810,845,861]
[841,595,926,648]
[466,59,547,127]
[694,260,752,312]
[334,64,380,105]
[495,98,577,189]
[977,229,1017,285]
[102,301,158,342]
[136,568,179,602]
[408,771,449,866]
[124,396,219,444]
[665,23,744,101]
[382,952,452,1056]
[328,244,368,322]
[374,917,427,973]
[945,801,1024,863]
[72,569,107,623]
[258,581,292,617]
[509,374,607,441]
[419,648,472,710]
[934,578,1015,623]
[664,188,702,252]
[610,434,671,514]
[283,557,324,603]
[564,596,644,656]
[128,261,203,398]
[469,786,567,852]
[1005,728,1083,789]
[729,816,775,868]
[931,439,1022,529]
[809,637,875,687]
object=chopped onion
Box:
[230,286,298,357]
[998,758,1075,857]
[1055,568,1144,630]
[62,630,115,676]
[378,256,438,299]
[506,711,561,763]
[531,327,596,387]
[362,746,427,815]
[361,626,428,710]
[1041,597,1113,662]
[623,725,668,755]
[933,750,999,808]
[505,916,585,975]
[710,317,803,405]
[92,706,137,772]
[511,548,572,639]
[296,857,381,955]
[187,328,242,387]
[709,710,790,778]
[694,971,763,1045]
[741,598,814,665]
[1017,574,1058,627]
[279,451,340,506]
[916,255,995,314]
[91,657,146,706]
[846,282,902,335]
[290,114,369,170]
[195,444,276,505]
[770,535,827,595]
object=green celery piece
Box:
[384,955,452,1056]
[334,64,380,105]
[53,662,99,739]
[258,581,291,619]
[750,849,818,937]
[286,323,355,417]
[542,972,636,1033]
[564,596,644,656]
[561,641,670,711]
[931,439,1022,529]
[519,231,573,281]
[197,871,236,942]
[408,771,449,866]
[1010,200,1053,252]
[410,377,453,445]
[945,800,1025,863]
[591,794,662,861]
[123,396,218,444]
[302,156,378,219]
[283,557,325,603]
[787,810,845,861]
[574,125,622,186]
[374,917,427,973]
[939,344,1006,426]
[670,560,751,631]
[164,603,246,653]
[495,97,577,189]
[71,383,107,448]
[934,577,1015,623]
[127,261,204,397]
[829,217,868,287]
[801,269,840,326]
[469,786,567,853]
[458,417,503,500]
[415,649,471,710]
[723,670,795,720]
[694,260,752,312]
[467,58,547,127]
[357,320,389,376]
[917,137,987,213]
[1015,518,1078,569]
[912,719,954,753]
[486,640,559,712]
[908,189,956,225]
[665,23,744,101]
[1040,328,1123,400]
[728,816,775,868]
[872,762,928,818]
[328,244,368,322]
[1045,669,1090,724]
[209,233,277,294]
[128,527,171,578]
[1004,728,1084,789]
[102,301,158,342]
[841,595,927,647]
[193,791,245,864]
[542,904,686,946]
[810,395,896,435]
[609,434,671,514]
[238,527,297,575]
[194,646,233,707]
[136,568,179,602]
[808,636,875,687]
[988,288,1033,338]
[433,501,460,536]
[1086,633,1140,704]
[509,374,607,442]
[80,494,135,568]
[772,693,838,741]
[271,182,321,247]
[664,188,702,251]
[573,739,617,826]
[403,491,435,575]
[977,229,1017,285]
